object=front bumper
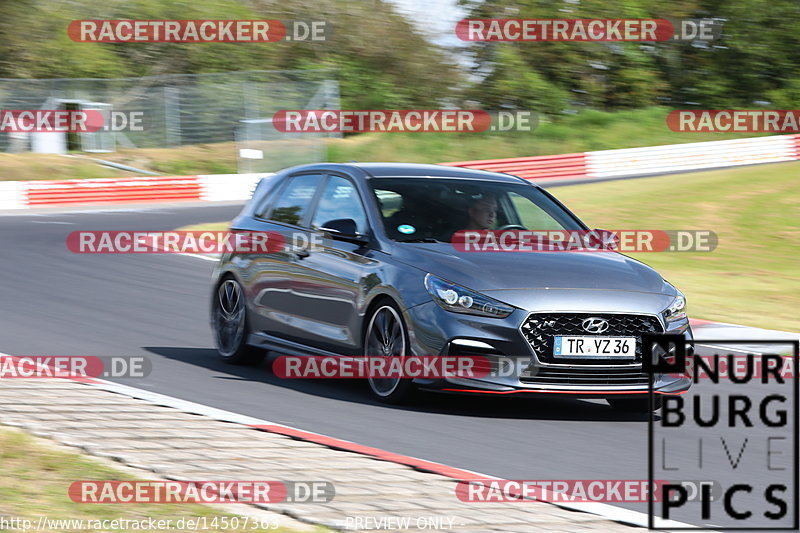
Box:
[402,301,693,397]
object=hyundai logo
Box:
[582,317,610,334]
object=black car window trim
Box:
[259,172,326,230]
[310,172,372,235]
[252,176,285,219]
[253,175,290,222]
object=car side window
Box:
[311,176,368,233]
[267,174,323,227]
[374,189,402,218]
[253,179,282,219]
[507,191,566,230]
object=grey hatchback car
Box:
[211,163,692,410]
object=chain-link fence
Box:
[0,69,338,172]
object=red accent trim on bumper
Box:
[440,388,687,395]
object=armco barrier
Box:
[1,134,798,210]
[446,152,587,181]
[26,176,203,206]
[584,134,798,179]
[0,173,265,210]
[447,133,800,183]
[199,173,266,202]
[0,181,26,210]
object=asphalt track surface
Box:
[0,203,795,528]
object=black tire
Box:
[364,300,417,404]
[212,277,264,366]
[607,396,663,412]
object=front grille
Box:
[520,313,663,365]
[520,366,652,386]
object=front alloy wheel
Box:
[365,303,416,403]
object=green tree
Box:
[459,0,800,111]
[0,0,462,109]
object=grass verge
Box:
[0,427,319,533]
[551,162,799,332]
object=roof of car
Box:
[281,162,530,184]
[354,162,527,183]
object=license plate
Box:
[553,336,636,358]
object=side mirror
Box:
[589,228,618,250]
[319,219,368,244]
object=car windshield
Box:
[370,177,585,242]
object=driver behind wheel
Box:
[465,193,498,230]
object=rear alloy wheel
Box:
[365,303,416,404]
[607,396,663,412]
[213,278,264,365]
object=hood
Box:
[392,242,673,295]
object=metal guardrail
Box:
[446,134,800,183]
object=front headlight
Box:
[662,291,687,322]
[424,274,514,318]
